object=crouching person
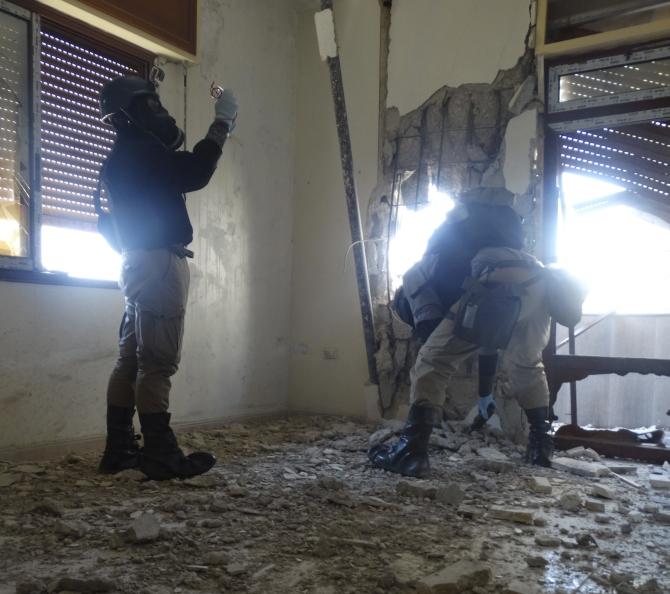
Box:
[369,244,555,478]
[96,75,238,480]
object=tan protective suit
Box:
[106,247,190,414]
[410,247,551,411]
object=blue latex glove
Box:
[478,394,496,420]
[214,88,238,132]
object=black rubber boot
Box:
[525,407,553,467]
[138,412,215,481]
[367,403,437,478]
[98,405,140,474]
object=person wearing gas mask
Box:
[369,187,555,478]
[96,75,238,481]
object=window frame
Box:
[543,41,670,275]
[0,0,154,287]
[0,1,38,272]
[536,0,670,58]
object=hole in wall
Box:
[387,184,454,292]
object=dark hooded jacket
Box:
[103,128,222,250]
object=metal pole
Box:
[319,0,378,384]
[568,325,578,425]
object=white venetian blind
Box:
[0,8,30,258]
[39,26,140,230]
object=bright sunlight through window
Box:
[389,185,454,290]
[41,225,121,282]
[558,172,670,314]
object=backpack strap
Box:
[485,259,541,271]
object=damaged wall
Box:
[288,0,540,432]
[366,0,539,439]
[0,0,299,454]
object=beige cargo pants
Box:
[106,248,190,414]
[410,247,551,412]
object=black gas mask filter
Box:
[125,94,185,150]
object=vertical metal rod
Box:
[320,0,378,384]
[568,325,578,425]
[376,0,392,179]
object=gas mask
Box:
[127,95,184,150]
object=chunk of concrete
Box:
[396,481,436,500]
[128,512,161,543]
[552,457,609,477]
[226,561,249,576]
[205,551,231,566]
[489,506,535,525]
[591,485,615,499]
[457,504,483,519]
[534,535,561,548]
[649,476,670,490]
[390,551,427,585]
[528,476,552,494]
[418,560,492,593]
[559,491,583,512]
[435,483,465,507]
[585,499,605,513]
[594,513,611,524]
[525,555,548,568]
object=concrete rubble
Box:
[0,415,668,594]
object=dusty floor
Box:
[1,416,669,594]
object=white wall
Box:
[288,0,379,417]
[0,0,298,453]
[0,284,123,451]
[387,0,530,115]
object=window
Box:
[545,45,670,314]
[0,0,152,284]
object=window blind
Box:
[0,8,30,257]
[39,26,139,230]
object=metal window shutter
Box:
[39,26,138,230]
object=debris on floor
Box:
[0,416,669,593]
